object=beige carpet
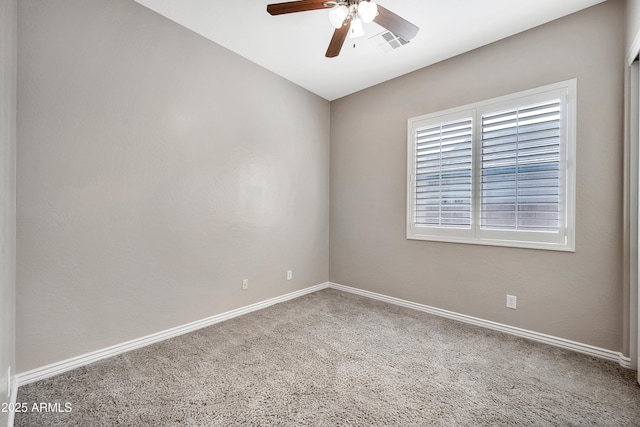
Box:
[15,289,640,426]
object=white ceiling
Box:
[134,0,606,101]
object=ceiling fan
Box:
[266,0,419,58]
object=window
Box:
[407,80,576,251]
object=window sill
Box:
[406,231,575,252]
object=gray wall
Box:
[17,0,330,372]
[330,1,626,352]
[0,0,16,422]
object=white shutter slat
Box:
[414,117,473,229]
[480,100,561,232]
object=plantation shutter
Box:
[480,100,561,232]
[414,118,473,229]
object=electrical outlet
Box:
[506,295,517,309]
[287,270,292,280]
[242,279,248,290]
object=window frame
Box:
[406,79,576,252]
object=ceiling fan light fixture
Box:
[329,5,349,28]
[349,17,364,38]
[357,1,377,24]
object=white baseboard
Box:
[6,373,17,427]
[14,279,631,401]
[16,282,331,387]
[328,282,631,368]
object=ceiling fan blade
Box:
[325,18,350,58]
[373,5,419,41]
[267,0,329,15]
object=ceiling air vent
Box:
[370,31,410,52]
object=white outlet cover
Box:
[506,295,517,309]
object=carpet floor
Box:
[14,288,640,426]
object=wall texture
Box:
[330,1,625,352]
[17,0,330,372]
[0,0,17,423]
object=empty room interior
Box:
[3,0,640,425]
